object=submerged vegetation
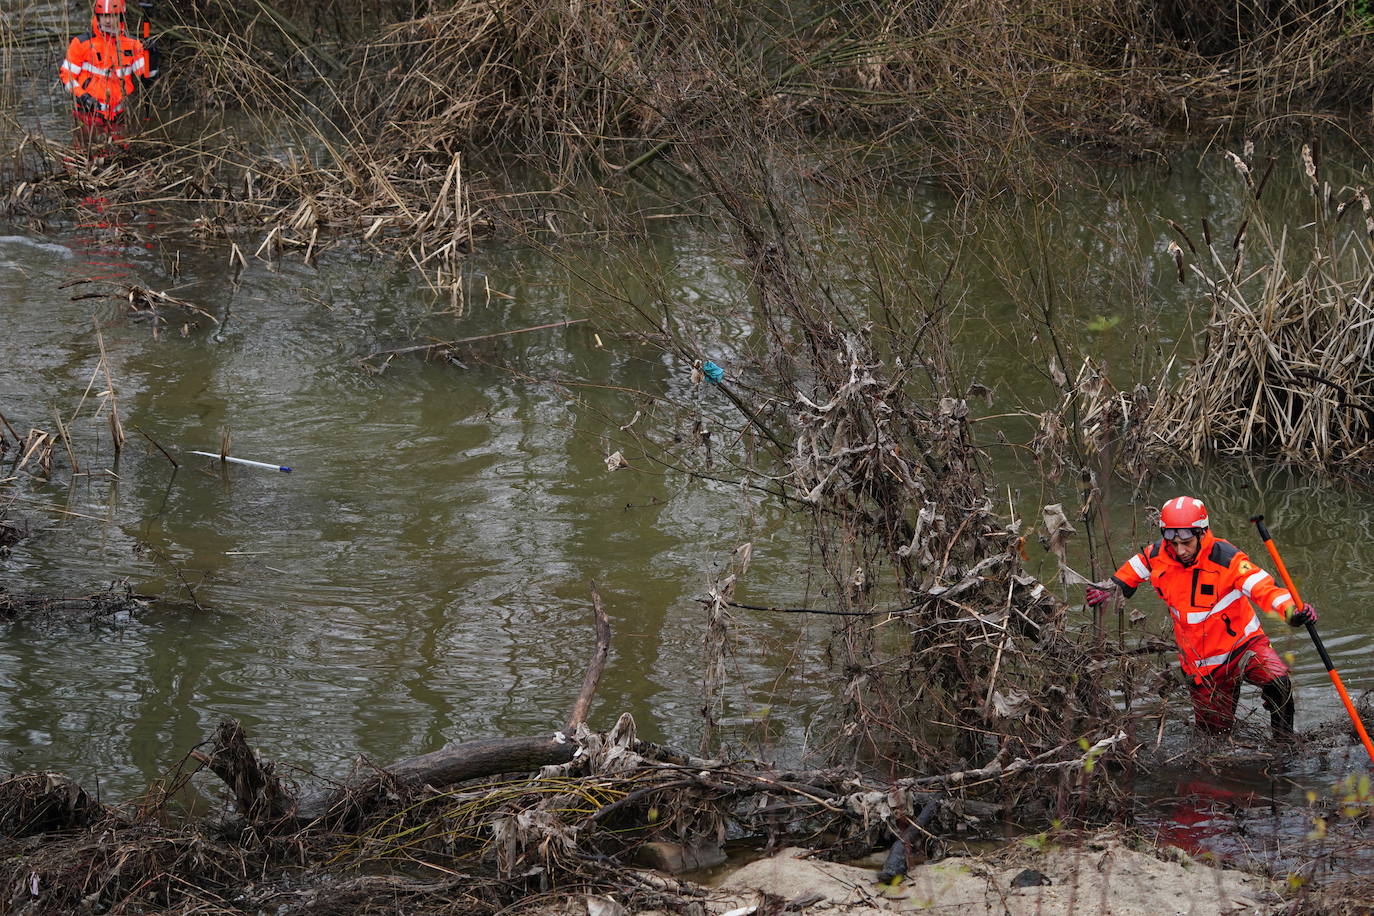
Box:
[6,0,1374,912]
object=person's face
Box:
[96,12,120,32]
[1168,531,1201,564]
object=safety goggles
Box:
[1161,527,1201,541]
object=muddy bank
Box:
[709,835,1277,916]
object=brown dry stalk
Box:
[3,0,1371,288]
[1140,148,1374,474]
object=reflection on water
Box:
[1134,738,1374,878]
[0,229,830,797]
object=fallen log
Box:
[295,735,578,823]
[204,712,726,829]
[195,717,592,829]
[202,718,1111,837]
[298,583,614,824]
[192,719,296,831]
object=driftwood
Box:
[567,583,611,732]
[197,710,1123,872]
[204,584,617,826]
[194,578,1125,841]
[193,720,296,830]
[295,735,578,823]
[276,731,715,825]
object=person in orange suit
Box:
[59,0,158,140]
[1086,496,1315,742]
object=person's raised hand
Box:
[1085,585,1113,608]
[1287,603,1318,627]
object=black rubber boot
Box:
[1261,676,1296,743]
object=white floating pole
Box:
[188,450,292,473]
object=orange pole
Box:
[1252,515,1374,765]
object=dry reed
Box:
[2,0,1373,290]
[1140,146,1374,475]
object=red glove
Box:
[1085,586,1113,608]
[1287,603,1317,627]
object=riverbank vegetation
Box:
[6,0,1374,264]
[163,0,1374,168]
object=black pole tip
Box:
[1249,514,1264,524]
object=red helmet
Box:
[1160,496,1209,531]
[94,0,125,13]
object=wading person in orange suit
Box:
[59,0,158,142]
[1085,496,1316,742]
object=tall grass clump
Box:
[1144,146,1374,474]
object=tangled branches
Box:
[569,121,1147,803]
[0,714,1129,915]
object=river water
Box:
[0,221,841,791]
[4,8,1374,868]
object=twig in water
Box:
[364,318,589,360]
[0,411,19,447]
[566,583,612,732]
[141,542,206,611]
[131,424,179,469]
[708,375,789,455]
[721,599,879,617]
[94,322,125,456]
[49,408,79,475]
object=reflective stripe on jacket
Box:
[1109,531,1296,679]
[59,17,154,118]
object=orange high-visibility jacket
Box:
[59,16,155,119]
[1110,530,1297,679]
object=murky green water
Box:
[1,225,842,794]
[6,159,1374,804]
[5,17,1374,868]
